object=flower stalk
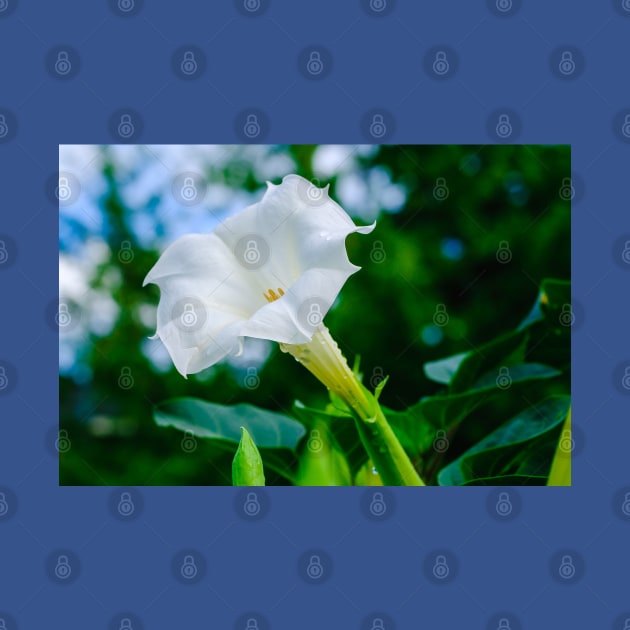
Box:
[281,325,425,486]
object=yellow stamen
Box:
[263,287,285,303]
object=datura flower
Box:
[145,174,424,485]
[144,176,371,384]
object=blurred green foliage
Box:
[60,145,569,485]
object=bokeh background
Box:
[59,144,570,485]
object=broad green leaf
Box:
[413,363,562,441]
[438,395,570,486]
[449,329,529,393]
[154,397,306,483]
[232,427,265,486]
[470,363,561,391]
[423,351,469,385]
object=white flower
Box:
[144,174,374,376]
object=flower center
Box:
[263,287,285,303]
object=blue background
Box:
[1,0,630,628]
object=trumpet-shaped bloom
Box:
[144,174,374,376]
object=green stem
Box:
[281,324,425,486]
[350,386,425,487]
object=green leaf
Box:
[413,363,561,442]
[438,395,570,486]
[423,351,469,385]
[232,427,265,486]
[518,278,570,330]
[547,407,571,486]
[154,397,306,483]
[469,363,561,391]
[374,375,389,400]
[449,329,528,393]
